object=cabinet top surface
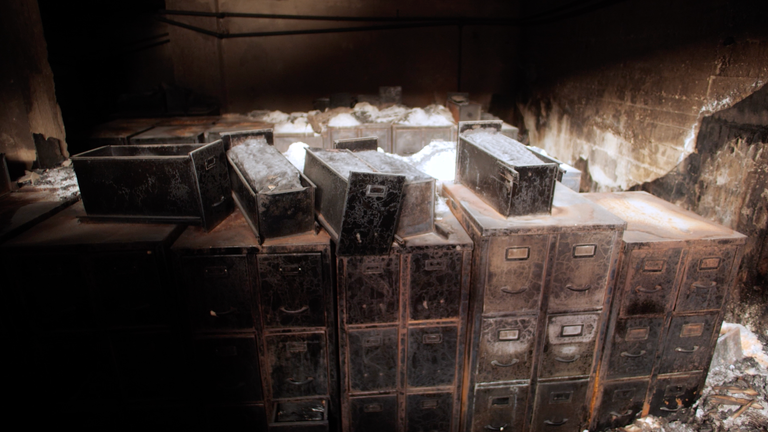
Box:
[583,192,746,243]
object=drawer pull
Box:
[636,285,662,294]
[484,425,508,431]
[366,184,387,197]
[425,259,446,271]
[210,307,236,317]
[565,284,590,292]
[204,266,229,278]
[491,359,519,367]
[620,350,646,358]
[555,355,580,363]
[279,305,309,314]
[544,419,568,426]
[212,195,227,207]
[501,286,528,295]
[609,410,633,418]
[675,346,700,353]
[423,334,443,344]
[286,377,314,385]
[205,156,217,170]
[659,406,682,412]
[692,281,717,290]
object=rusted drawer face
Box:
[181,255,255,332]
[605,317,664,379]
[259,254,324,329]
[530,380,589,432]
[271,399,329,432]
[476,316,536,383]
[194,335,262,403]
[649,374,703,418]
[620,248,683,317]
[344,256,399,325]
[406,392,453,432]
[549,231,615,313]
[539,314,599,379]
[594,379,649,431]
[348,327,398,392]
[675,246,737,312]
[87,251,169,328]
[266,332,328,399]
[471,384,529,432]
[484,235,549,315]
[407,326,458,388]
[409,250,464,321]
[350,395,398,432]
[658,314,718,374]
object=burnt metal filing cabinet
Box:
[0,201,190,429]
[336,208,473,432]
[443,182,626,432]
[583,192,746,430]
[171,209,339,432]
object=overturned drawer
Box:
[71,142,232,231]
[224,130,315,242]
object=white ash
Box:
[463,130,545,165]
[283,142,309,171]
[328,113,361,127]
[386,140,456,184]
[18,164,80,201]
[397,105,454,126]
[228,137,303,193]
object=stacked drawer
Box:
[171,210,339,431]
[443,182,626,432]
[584,192,746,430]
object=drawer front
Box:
[348,327,398,392]
[470,384,528,432]
[484,235,549,315]
[407,326,458,388]
[194,336,262,403]
[259,254,324,329]
[549,231,615,313]
[182,255,255,332]
[658,314,718,374]
[539,314,599,379]
[409,250,463,321]
[620,248,682,317]
[675,246,737,312]
[530,380,589,432]
[271,399,328,431]
[476,316,536,383]
[649,374,703,418]
[594,379,649,431]
[344,256,399,325]
[350,395,398,432]
[266,332,328,399]
[605,317,664,379]
[205,404,268,431]
[406,392,453,432]
[87,251,169,328]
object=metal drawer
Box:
[484,235,549,315]
[658,314,718,374]
[530,380,589,432]
[344,255,399,325]
[549,231,615,313]
[193,335,263,403]
[539,314,599,379]
[649,373,703,418]
[620,248,682,316]
[266,332,328,399]
[348,327,398,393]
[594,379,649,430]
[270,399,329,431]
[675,246,737,312]
[605,317,664,379]
[350,395,398,432]
[407,326,459,388]
[405,392,453,432]
[409,250,464,321]
[258,254,324,329]
[181,255,255,332]
[476,316,536,383]
[470,384,529,432]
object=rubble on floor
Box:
[15,162,80,201]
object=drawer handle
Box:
[286,377,314,385]
[204,266,229,278]
[501,286,528,295]
[205,156,217,170]
[212,195,227,207]
[565,284,590,292]
[609,410,633,418]
[675,346,700,353]
[620,350,646,358]
[279,305,309,314]
[636,285,662,293]
[544,419,568,426]
[491,359,519,367]
[659,406,682,412]
[210,307,236,317]
[555,355,580,363]
[692,281,717,290]
[484,425,508,431]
